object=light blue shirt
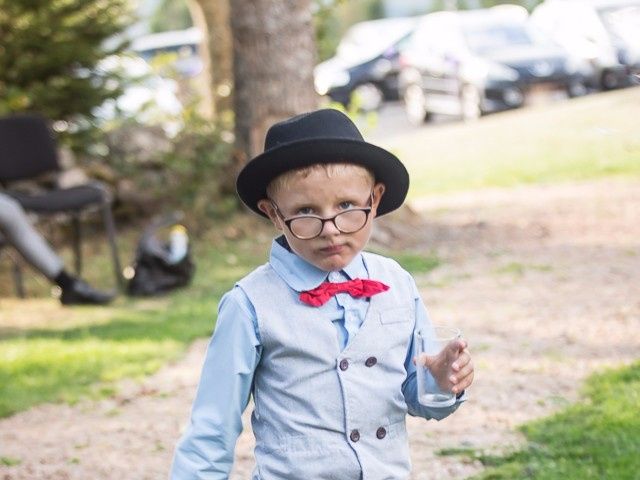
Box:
[171,237,465,479]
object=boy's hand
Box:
[417,339,474,396]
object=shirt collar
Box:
[269,235,369,292]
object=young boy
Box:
[171,109,474,479]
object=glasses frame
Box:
[270,193,374,240]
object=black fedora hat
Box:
[236,108,409,218]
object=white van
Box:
[530,0,640,89]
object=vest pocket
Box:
[378,307,412,325]
[259,431,345,454]
[383,418,407,440]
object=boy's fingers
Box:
[451,348,471,371]
[447,340,468,366]
[447,339,466,353]
[451,371,474,394]
[450,361,474,384]
[456,370,474,391]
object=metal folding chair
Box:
[0,113,123,295]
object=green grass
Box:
[1,457,22,467]
[393,251,441,273]
[369,249,441,274]
[379,88,640,198]
[494,262,553,276]
[0,230,267,418]
[457,361,640,480]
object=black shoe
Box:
[60,279,115,306]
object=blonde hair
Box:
[267,163,375,199]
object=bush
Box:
[89,102,237,229]
[160,105,238,228]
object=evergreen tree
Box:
[0,0,134,149]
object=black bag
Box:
[126,214,195,297]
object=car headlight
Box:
[314,70,350,96]
[371,58,392,79]
[486,63,520,82]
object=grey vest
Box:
[237,252,416,480]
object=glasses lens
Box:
[289,217,323,239]
[335,210,368,233]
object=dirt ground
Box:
[1,178,639,479]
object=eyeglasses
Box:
[270,194,373,240]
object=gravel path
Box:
[1,179,639,479]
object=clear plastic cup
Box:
[416,325,462,407]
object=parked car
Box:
[314,17,418,111]
[530,0,640,89]
[131,27,204,78]
[398,5,591,124]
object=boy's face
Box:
[258,167,385,272]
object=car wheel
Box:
[461,84,482,121]
[351,83,384,112]
[567,81,587,98]
[404,84,430,125]
[601,70,619,90]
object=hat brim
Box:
[236,138,409,218]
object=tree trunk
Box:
[188,0,233,118]
[229,0,319,163]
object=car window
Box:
[530,5,560,33]
[565,6,608,41]
[462,22,534,55]
[408,18,460,57]
[336,19,415,63]
[403,22,434,59]
[597,5,640,41]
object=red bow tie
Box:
[299,279,390,307]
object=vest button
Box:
[365,356,377,367]
[339,359,349,371]
[376,427,387,439]
[350,429,360,442]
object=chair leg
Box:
[102,202,124,290]
[11,259,26,299]
[0,245,26,298]
[72,215,82,276]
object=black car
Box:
[398,6,591,123]
[530,0,640,90]
[314,17,417,111]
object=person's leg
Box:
[0,193,113,305]
[0,193,63,279]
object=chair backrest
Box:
[0,114,60,182]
